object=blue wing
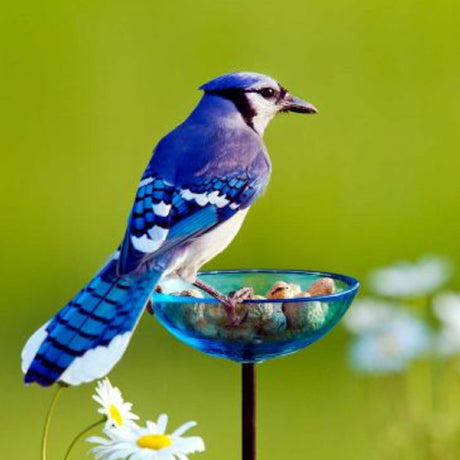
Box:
[117,173,267,275]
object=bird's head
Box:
[200,71,317,135]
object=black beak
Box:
[281,94,318,114]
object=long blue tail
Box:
[22,258,160,387]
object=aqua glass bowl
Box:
[152,270,359,363]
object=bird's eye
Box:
[258,87,276,99]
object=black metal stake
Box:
[242,363,256,460]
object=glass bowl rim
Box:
[153,269,360,305]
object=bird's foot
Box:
[226,287,255,325]
[193,279,254,326]
[145,286,163,316]
[220,297,240,326]
[228,287,254,304]
[145,299,154,315]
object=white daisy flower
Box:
[93,378,139,428]
[343,297,402,334]
[368,256,452,298]
[349,311,431,374]
[432,292,460,356]
[87,414,205,460]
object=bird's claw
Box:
[222,287,255,326]
[191,279,253,326]
[220,298,240,326]
[145,299,154,316]
[229,287,254,304]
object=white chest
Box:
[164,209,249,281]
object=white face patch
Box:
[245,92,280,135]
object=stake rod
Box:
[242,363,256,460]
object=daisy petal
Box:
[157,414,169,434]
[171,421,196,437]
[176,454,189,460]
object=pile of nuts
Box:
[164,278,336,342]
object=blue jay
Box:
[21,72,317,387]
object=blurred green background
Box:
[2,0,460,458]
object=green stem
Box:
[42,384,65,460]
[64,419,105,460]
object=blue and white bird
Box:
[21,71,317,387]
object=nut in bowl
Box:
[153,270,359,363]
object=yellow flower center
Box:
[109,404,123,426]
[137,434,172,450]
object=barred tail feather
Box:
[22,260,160,387]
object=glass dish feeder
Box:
[152,269,359,460]
[153,269,359,363]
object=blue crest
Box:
[200,72,279,92]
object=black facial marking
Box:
[208,89,257,130]
[277,84,288,102]
[258,87,276,98]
